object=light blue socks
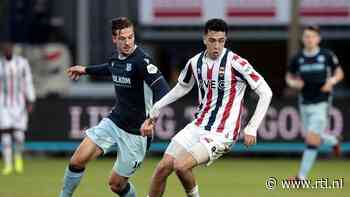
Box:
[59,165,85,197]
[298,145,318,180]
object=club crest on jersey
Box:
[219,67,225,77]
[317,55,325,63]
[126,63,132,71]
[147,64,158,74]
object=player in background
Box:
[141,18,273,197]
[286,26,344,180]
[59,17,169,197]
[286,25,344,180]
[0,41,35,175]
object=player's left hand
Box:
[244,134,256,147]
[26,101,34,113]
[140,118,155,137]
[321,78,335,93]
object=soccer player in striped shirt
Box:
[141,18,273,197]
[0,42,36,175]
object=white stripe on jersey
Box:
[178,48,263,139]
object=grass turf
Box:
[0,157,348,197]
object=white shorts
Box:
[0,108,28,131]
[169,123,233,164]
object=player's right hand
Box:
[140,118,155,137]
[66,65,86,80]
[244,134,256,147]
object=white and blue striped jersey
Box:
[178,48,263,140]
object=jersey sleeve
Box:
[177,59,195,88]
[85,63,111,76]
[231,55,263,90]
[142,57,164,86]
[288,55,299,74]
[328,51,340,71]
[23,59,36,102]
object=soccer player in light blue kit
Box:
[286,25,344,180]
[59,17,169,197]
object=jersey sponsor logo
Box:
[112,75,132,87]
[300,63,325,72]
[147,64,158,74]
[198,79,225,90]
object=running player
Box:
[286,25,344,180]
[59,17,169,197]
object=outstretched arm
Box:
[66,63,110,80]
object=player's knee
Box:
[173,160,188,174]
[155,158,174,177]
[305,132,321,146]
[108,178,127,194]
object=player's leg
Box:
[174,132,232,197]
[109,171,136,197]
[149,124,205,197]
[319,103,341,156]
[13,130,25,173]
[59,136,102,197]
[1,132,13,175]
[108,123,151,197]
[149,141,188,197]
[297,103,325,180]
[173,149,202,197]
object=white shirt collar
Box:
[303,47,320,57]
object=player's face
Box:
[112,26,135,56]
[203,31,226,60]
[0,42,14,60]
[302,30,320,50]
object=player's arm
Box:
[285,72,304,90]
[150,83,194,119]
[321,52,344,92]
[231,56,273,147]
[149,59,195,119]
[285,55,304,90]
[23,59,36,112]
[141,59,194,136]
[67,63,110,80]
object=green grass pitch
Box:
[0,157,348,197]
